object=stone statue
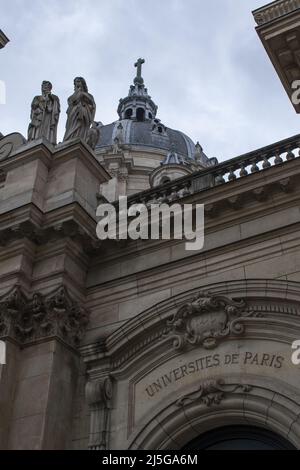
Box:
[63,77,96,143]
[195,141,203,155]
[112,137,121,154]
[27,81,60,145]
[86,121,102,150]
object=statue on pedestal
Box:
[63,77,96,143]
[28,81,60,145]
[86,121,102,150]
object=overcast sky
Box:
[1,0,299,162]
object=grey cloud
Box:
[1,0,299,162]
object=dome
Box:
[95,59,217,168]
[96,119,206,162]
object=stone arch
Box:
[128,379,300,449]
[86,279,300,450]
[125,108,133,119]
[136,107,145,122]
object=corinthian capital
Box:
[0,285,89,348]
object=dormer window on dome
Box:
[117,58,158,122]
[152,119,167,136]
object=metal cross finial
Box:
[134,58,145,85]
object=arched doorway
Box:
[85,279,300,450]
[184,425,296,450]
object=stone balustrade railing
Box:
[125,133,300,207]
[253,0,300,26]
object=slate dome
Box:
[96,119,201,161]
[96,58,216,168]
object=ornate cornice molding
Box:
[0,219,101,254]
[0,285,89,348]
[253,0,300,26]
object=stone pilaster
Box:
[0,285,89,449]
[0,138,110,449]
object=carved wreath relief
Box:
[164,291,261,350]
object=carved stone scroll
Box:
[85,377,113,450]
[176,378,252,407]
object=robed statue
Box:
[28,81,60,145]
[63,77,96,142]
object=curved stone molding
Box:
[85,377,113,450]
[82,280,300,450]
[176,379,252,407]
[93,280,300,374]
[0,133,26,161]
[0,285,89,348]
[164,291,261,350]
[129,382,300,450]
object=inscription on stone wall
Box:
[145,351,284,398]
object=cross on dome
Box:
[134,58,145,85]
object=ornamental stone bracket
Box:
[176,378,252,408]
[164,292,262,351]
[85,376,113,450]
[0,284,89,348]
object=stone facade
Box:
[1,1,300,450]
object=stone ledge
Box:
[253,0,300,26]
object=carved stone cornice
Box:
[253,0,300,26]
[176,379,252,407]
[253,3,300,113]
[0,285,89,348]
[164,292,262,350]
[0,219,101,254]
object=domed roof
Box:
[95,59,216,168]
[96,119,202,161]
